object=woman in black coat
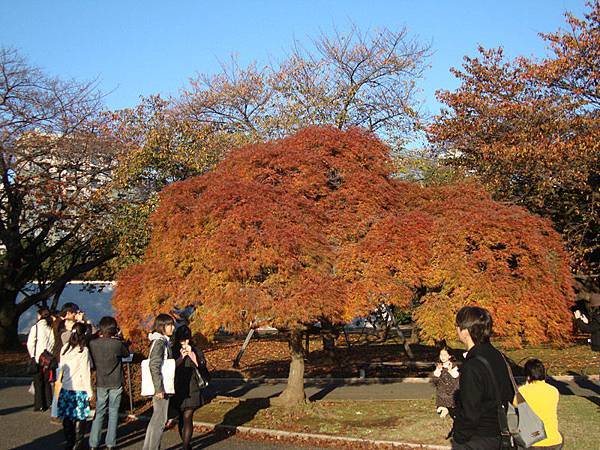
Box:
[171,325,209,450]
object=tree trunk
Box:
[50,281,67,312]
[0,292,21,350]
[270,328,307,407]
[321,319,338,352]
[322,333,336,351]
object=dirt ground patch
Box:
[204,335,439,379]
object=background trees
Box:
[114,127,573,406]
[428,2,599,290]
[0,49,122,348]
[180,25,429,147]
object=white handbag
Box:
[141,340,176,396]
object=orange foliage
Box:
[342,182,573,346]
[114,127,573,347]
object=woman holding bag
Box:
[27,306,56,412]
[142,314,175,450]
[171,325,209,450]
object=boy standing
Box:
[88,316,130,450]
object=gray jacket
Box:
[147,332,173,394]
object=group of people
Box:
[27,307,209,450]
[431,303,600,450]
[26,298,599,450]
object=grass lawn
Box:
[501,344,599,376]
[194,397,599,449]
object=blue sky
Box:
[0,0,587,117]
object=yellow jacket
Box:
[517,381,562,447]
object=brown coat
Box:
[432,366,459,408]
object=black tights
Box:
[178,408,195,450]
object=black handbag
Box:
[193,348,211,388]
[194,367,208,389]
[26,357,38,375]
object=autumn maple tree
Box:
[114,127,573,406]
[114,127,402,405]
[428,2,599,290]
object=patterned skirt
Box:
[57,389,90,420]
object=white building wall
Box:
[17,281,115,334]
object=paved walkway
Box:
[0,385,326,450]
[1,377,597,449]
[205,376,600,401]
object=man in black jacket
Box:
[452,306,514,449]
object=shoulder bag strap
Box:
[500,354,525,403]
[148,339,169,360]
[474,355,511,435]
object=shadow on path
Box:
[163,430,233,449]
[114,420,149,449]
[308,382,339,401]
[0,404,33,415]
[12,429,64,450]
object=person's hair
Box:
[438,344,455,363]
[62,322,88,355]
[51,314,64,335]
[174,325,192,342]
[98,316,118,337]
[524,358,546,381]
[60,302,80,318]
[37,306,53,327]
[455,306,493,345]
[152,314,175,335]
